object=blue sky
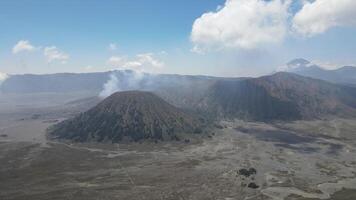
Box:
[1,0,356,77]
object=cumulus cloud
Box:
[44,46,69,63]
[12,40,36,54]
[191,0,290,52]
[107,53,164,73]
[293,0,356,36]
[109,43,118,51]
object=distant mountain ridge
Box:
[0,70,223,94]
[282,58,356,86]
[4,65,356,122]
[198,72,356,120]
[0,72,110,93]
[3,59,356,95]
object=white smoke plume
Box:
[99,73,120,98]
[0,72,9,85]
[98,70,147,99]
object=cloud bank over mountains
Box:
[191,0,356,52]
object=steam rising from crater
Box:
[99,73,119,98]
[99,70,147,98]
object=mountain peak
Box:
[338,66,356,71]
[287,58,310,67]
[48,90,201,143]
[276,58,312,72]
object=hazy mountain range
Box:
[0,71,110,93]
[2,59,355,94]
[282,58,356,86]
[2,59,356,122]
[200,72,356,120]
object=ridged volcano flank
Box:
[48,91,200,142]
[200,72,356,121]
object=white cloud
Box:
[293,0,356,36]
[107,53,164,73]
[136,53,164,68]
[190,46,205,54]
[13,41,70,64]
[0,72,8,83]
[310,60,356,70]
[123,61,142,68]
[191,0,290,52]
[44,46,69,63]
[109,43,118,51]
[107,56,124,66]
[12,40,35,54]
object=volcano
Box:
[48,91,201,142]
[200,72,356,120]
